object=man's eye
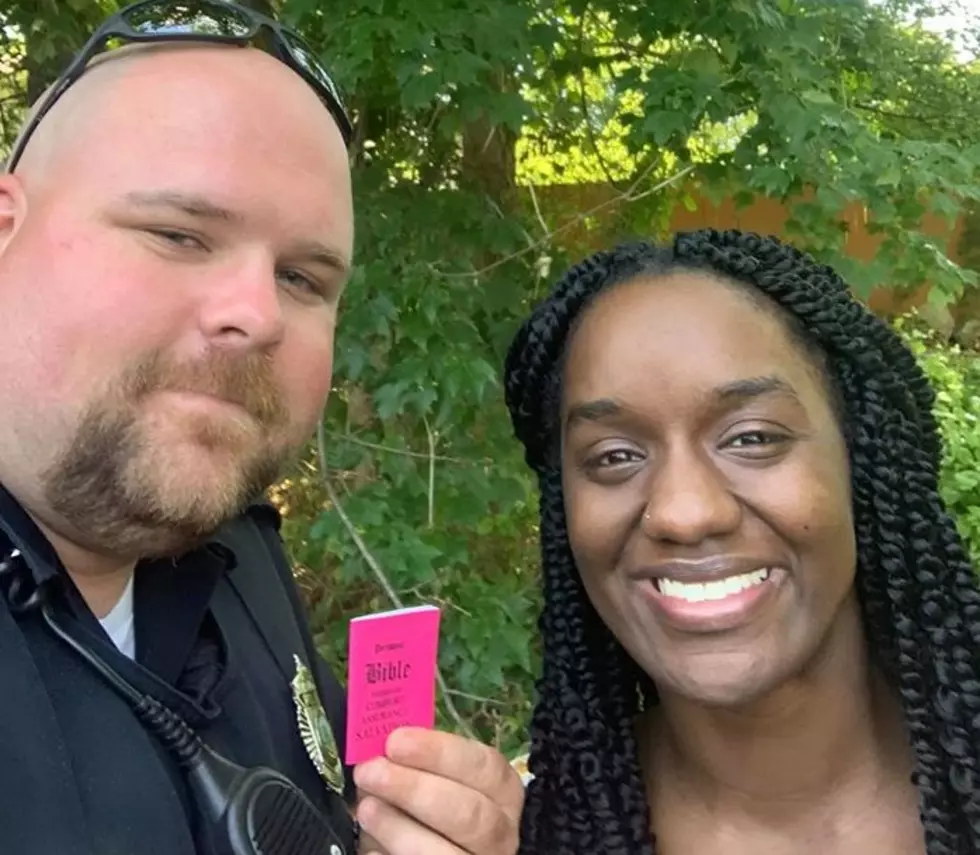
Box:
[277,268,324,298]
[145,228,205,249]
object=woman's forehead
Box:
[562,272,821,404]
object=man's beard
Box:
[39,349,299,559]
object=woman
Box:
[503,228,980,855]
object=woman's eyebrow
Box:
[563,376,801,430]
[713,375,801,405]
[564,397,623,429]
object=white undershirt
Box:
[99,573,136,660]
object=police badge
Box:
[291,654,345,796]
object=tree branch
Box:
[526,182,551,238]
[431,162,695,280]
[326,430,488,465]
[444,689,508,707]
[852,100,946,128]
[575,4,628,193]
[423,416,436,529]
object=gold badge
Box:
[291,654,345,795]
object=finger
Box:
[357,794,465,855]
[354,757,519,855]
[354,820,387,855]
[384,728,525,820]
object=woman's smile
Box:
[630,560,789,633]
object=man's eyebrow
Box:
[565,398,623,428]
[713,375,800,404]
[287,240,351,278]
[121,190,244,222]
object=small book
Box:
[344,604,441,765]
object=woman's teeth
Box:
[655,569,772,603]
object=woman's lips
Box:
[636,566,788,633]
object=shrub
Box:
[897,314,980,563]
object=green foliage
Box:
[522,0,980,303]
[898,317,980,563]
[5,0,980,756]
[280,177,547,751]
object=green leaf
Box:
[640,110,690,146]
[374,381,410,420]
[800,89,834,106]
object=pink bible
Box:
[345,605,441,764]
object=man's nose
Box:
[197,257,285,351]
[640,445,742,546]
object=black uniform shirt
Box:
[0,482,354,855]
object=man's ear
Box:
[0,173,28,257]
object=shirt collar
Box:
[0,481,236,589]
[0,482,63,586]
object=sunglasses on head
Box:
[5,0,353,173]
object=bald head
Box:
[9,43,198,179]
[14,43,348,192]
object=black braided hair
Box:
[504,229,980,854]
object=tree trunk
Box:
[460,66,517,211]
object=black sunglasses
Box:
[5,0,353,173]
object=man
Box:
[0,2,523,854]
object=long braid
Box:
[518,469,652,854]
[504,228,980,854]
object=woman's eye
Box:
[588,448,643,468]
[725,430,790,453]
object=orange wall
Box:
[529,182,967,316]
[668,189,964,314]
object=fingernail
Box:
[384,729,403,755]
[355,795,376,823]
[385,726,417,757]
[353,758,382,788]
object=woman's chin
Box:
[647,651,793,709]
